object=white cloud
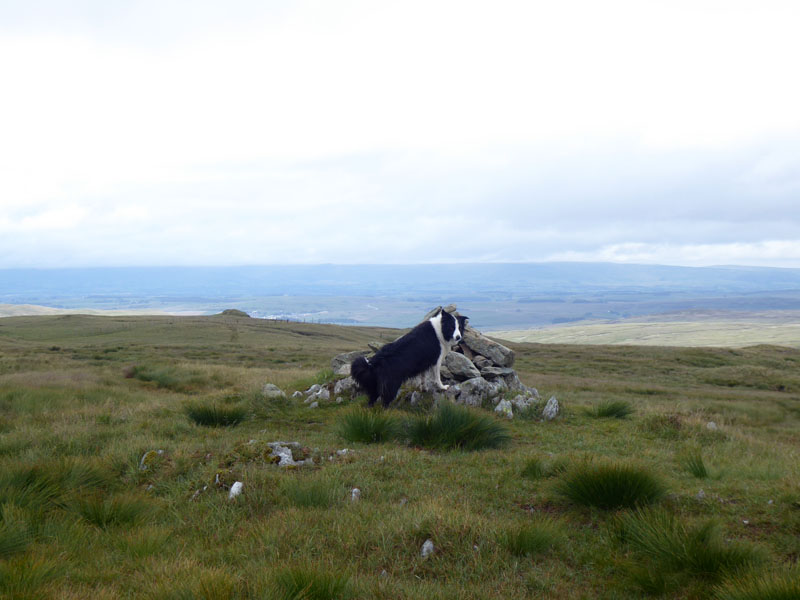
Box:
[0,0,799,267]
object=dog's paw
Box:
[437,383,450,391]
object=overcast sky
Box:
[1,0,799,268]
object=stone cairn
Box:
[323,305,552,419]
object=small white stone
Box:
[706,421,718,431]
[228,481,243,499]
[768,499,774,505]
[351,488,361,501]
[308,401,319,409]
[494,399,513,419]
[696,489,706,500]
[337,448,349,456]
[542,395,559,421]
[742,519,749,525]
[421,539,435,558]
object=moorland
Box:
[0,313,798,599]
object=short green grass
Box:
[0,314,798,599]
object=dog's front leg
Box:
[434,354,449,391]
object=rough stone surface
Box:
[543,395,559,421]
[331,350,370,374]
[511,394,533,410]
[495,399,513,419]
[228,481,243,499]
[268,442,307,467]
[421,539,435,558]
[458,377,494,407]
[461,326,515,367]
[261,383,286,400]
[334,377,356,395]
[445,352,481,381]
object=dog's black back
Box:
[351,309,468,407]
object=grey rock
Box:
[315,388,331,401]
[268,442,303,467]
[351,488,361,502]
[543,395,559,421]
[261,383,286,400]
[511,394,533,410]
[706,421,719,431]
[291,391,303,399]
[446,352,481,381]
[308,401,319,409]
[495,399,513,419]
[139,449,164,471]
[462,326,515,367]
[305,384,322,395]
[367,341,383,352]
[473,355,491,369]
[409,390,422,405]
[458,376,493,407]
[334,376,356,395]
[421,539,435,558]
[331,350,370,374]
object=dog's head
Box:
[436,308,468,345]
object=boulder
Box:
[495,399,513,419]
[458,377,494,407]
[461,326,515,368]
[331,350,370,375]
[261,383,286,400]
[334,376,356,396]
[445,352,481,381]
[543,396,559,421]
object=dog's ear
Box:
[433,306,443,316]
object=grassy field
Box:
[0,314,798,599]
[491,311,800,349]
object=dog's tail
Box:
[350,356,378,403]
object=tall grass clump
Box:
[616,508,763,585]
[280,478,342,509]
[521,456,568,480]
[271,567,351,600]
[406,402,511,451]
[0,557,60,600]
[501,517,564,557]
[715,569,800,600]
[71,494,154,529]
[556,461,666,510]
[337,408,401,444]
[680,447,710,478]
[588,400,634,419]
[0,506,32,559]
[185,400,248,427]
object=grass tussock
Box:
[184,400,249,427]
[128,364,226,393]
[680,447,710,478]
[71,493,154,529]
[0,505,32,559]
[616,508,764,587]
[406,402,511,451]
[588,400,634,419]
[0,557,60,600]
[521,456,568,480]
[271,566,351,600]
[280,477,343,509]
[556,461,666,510]
[715,568,800,600]
[337,407,402,444]
[501,517,564,557]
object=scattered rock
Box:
[511,394,533,410]
[229,481,243,499]
[334,376,356,396]
[706,421,719,431]
[494,399,513,419]
[261,383,286,400]
[305,384,322,395]
[268,441,312,467]
[542,396,559,421]
[351,488,361,502]
[421,539,435,558]
[190,485,208,501]
[696,489,706,500]
[139,449,164,471]
[308,401,319,409]
[291,391,303,399]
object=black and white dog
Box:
[350,307,468,407]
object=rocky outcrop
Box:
[329,305,540,412]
